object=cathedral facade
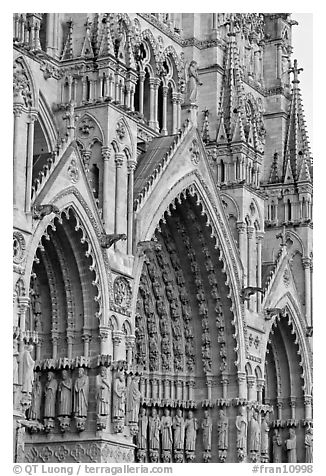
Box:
[13,13,313,464]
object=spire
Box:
[283,59,312,183]
[216,115,228,144]
[61,18,74,60]
[269,152,280,183]
[217,14,246,144]
[125,33,136,70]
[80,17,94,58]
[98,15,114,57]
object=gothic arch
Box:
[263,292,312,395]
[25,188,110,326]
[134,169,246,372]
[76,112,105,146]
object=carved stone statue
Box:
[58,369,72,416]
[201,409,212,451]
[286,428,297,463]
[21,345,35,394]
[73,368,89,417]
[13,341,19,385]
[28,373,42,420]
[185,410,198,451]
[272,428,282,463]
[235,406,247,451]
[173,408,185,450]
[95,366,111,416]
[149,408,161,450]
[249,411,261,453]
[186,60,203,104]
[138,408,148,450]
[161,408,173,451]
[44,371,58,418]
[305,426,313,463]
[218,409,229,450]
[126,376,141,424]
[261,413,270,460]
[112,372,126,420]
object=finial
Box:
[289,59,303,84]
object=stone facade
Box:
[13,13,313,463]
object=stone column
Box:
[138,71,145,115]
[125,85,131,109]
[276,399,283,421]
[127,160,137,255]
[176,94,182,130]
[130,84,135,112]
[153,79,160,132]
[247,375,256,402]
[25,111,37,213]
[256,378,265,404]
[13,104,24,208]
[161,86,168,135]
[277,43,282,80]
[206,377,212,401]
[51,334,59,360]
[256,232,264,312]
[221,375,229,400]
[187,379,195,400]
[125,335,135,366]
[66,335,74,360]
[247,226,256,310]
[102,146,112,233]
[237,371,247,399]
[46,13,55,55]
[304,395,312,421]
[114,153,125,235]
[152,378,158,400]
[18,297,30,333]
[289,397,296,421]
[172,94,178,134]
[98,74,104,101]
[302,258,312,328]
[176,380,182,400]
[237,222,248,284]
[99,326,110,355]
[82,332,92,357]
[112,331,124,361]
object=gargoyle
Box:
[100,233,127,248]
[240,286,263,302]
[264,308,284,320]
[33,204,60,219]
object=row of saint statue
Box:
[28,367,141,423]
[136,407,313,463]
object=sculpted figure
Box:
[127,376,141,423]
[58,369,72,416]
[44,371,58,418]
[185,410,198,451]
[21,345,35,394]
[161,408,173,450]
[138,408,148,450]
[173,408,185,450]
[113,372,126,419]
[272,429,282,463]
[235,406,247,450]
[149,408,161,450]
[286,428,297,463]
[201,409,212,451]
[186,61,203,104]
[73,368,89,417]
[28,373,42,420]
[218,409,229,450]
[305,426,313,463]
[249,411,261,453]
[261,413,270,457]
[96,366,110,416]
